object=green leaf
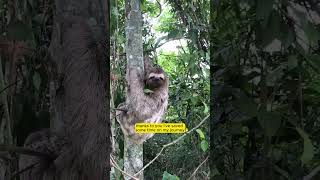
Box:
[257,111,281,137]
[256,10,280,48]
[269,11,281,39]
[167,29,181,39]
[288,55,298,70]
[307,54,320,72]
[33,72,41,91]
[296,127,314,164]
[203,101,209,114]
[272,148,282,161]
[256,0,274,21]
[280,20,289,40]
[196,129,205,139]
[111,7,119,16]
[162,171,180,180]
[144,88,154,94]
[303,21,319,45]
[189,3,196,12]
[200,140,209,152]
[283,28,295,49]
[233,93,258,118]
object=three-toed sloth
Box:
[116,58,168,144]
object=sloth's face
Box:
[146,73,165,89]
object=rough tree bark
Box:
[0,56,13,180]
[18,0,110,179]
[124,0,144,179]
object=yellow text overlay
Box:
[135,123,188,134]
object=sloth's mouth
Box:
[146,82,162,90]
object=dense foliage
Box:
[0,0,52,148]
[211,0,320,179]
[2,0,320,179]
[111,0,210,179]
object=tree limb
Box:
[304,164,320,180]
[0,144,53,158]
[110,155,139,180]
[134,115,210,176]
[187,156,209,180]
[11,162,41,179]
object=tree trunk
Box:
[124,0,144,179]
[0,56,13,180]
[19,0,110,179]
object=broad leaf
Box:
[296,127,314,164]
[256,0,274,22]
[167,29,181,39]
[269,11,281,40]
[200,140,209,152]
[196,129,205,139]
[288,55,298,70]
[303,21,319,45]
[283,28,295,49]
[162,171,180,180]
[203,101,209,114]
[144,88,154,94]
[307,54,320,72]
[257,111,281,137]
[233,93,258,118]
[279,19,295,49]
[256,10,281,48]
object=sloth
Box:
[116,58,169,144]
[19,16,109,180]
